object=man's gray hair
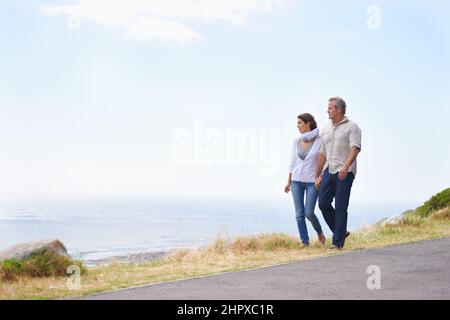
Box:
[329,97,347,115]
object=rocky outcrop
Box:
[0,239,69,261]
[378,213,407,226]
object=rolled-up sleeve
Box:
[349,123,362,150]
[289,139,297,173]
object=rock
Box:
[0,239,69,261]
[379,213,406,226]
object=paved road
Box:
[79,237,450,300]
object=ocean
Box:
[0,196,418,264]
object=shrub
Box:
[0,250,86,281]
[416,188,450,218]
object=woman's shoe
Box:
[318,233,326,245]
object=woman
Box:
[284,113,326,247]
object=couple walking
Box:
[284,97,362,250]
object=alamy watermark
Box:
[66,265,81,290]
[171,121,280,176]
[366,265,381,290]
[366,5,382,30]
[66,5,81,30]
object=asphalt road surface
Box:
[78,237,450,300]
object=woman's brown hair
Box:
[297,113,317,130]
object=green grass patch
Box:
[0,250,87,282]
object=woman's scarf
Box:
[300,128,319,142]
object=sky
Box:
[0,0,449,205]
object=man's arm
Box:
[315,153,326,189]
[338,146,360,180]
[338,122,362,180]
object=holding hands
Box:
[315,176,322,190]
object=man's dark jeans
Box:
[318,168,355,248]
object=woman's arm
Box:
[285,139,297,193]
[285,173,292,193]
[288,139,297,173]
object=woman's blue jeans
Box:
[291,181,323,245]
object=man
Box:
[315,97,361,250]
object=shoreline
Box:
[82,250,169,267]
[78,214,406,267]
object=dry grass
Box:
[1,208,449,300]
[429,207,450,220]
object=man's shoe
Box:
[328,245,343,250]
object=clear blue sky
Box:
[1,0,449,205]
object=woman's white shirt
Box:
[289,136,320,183]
